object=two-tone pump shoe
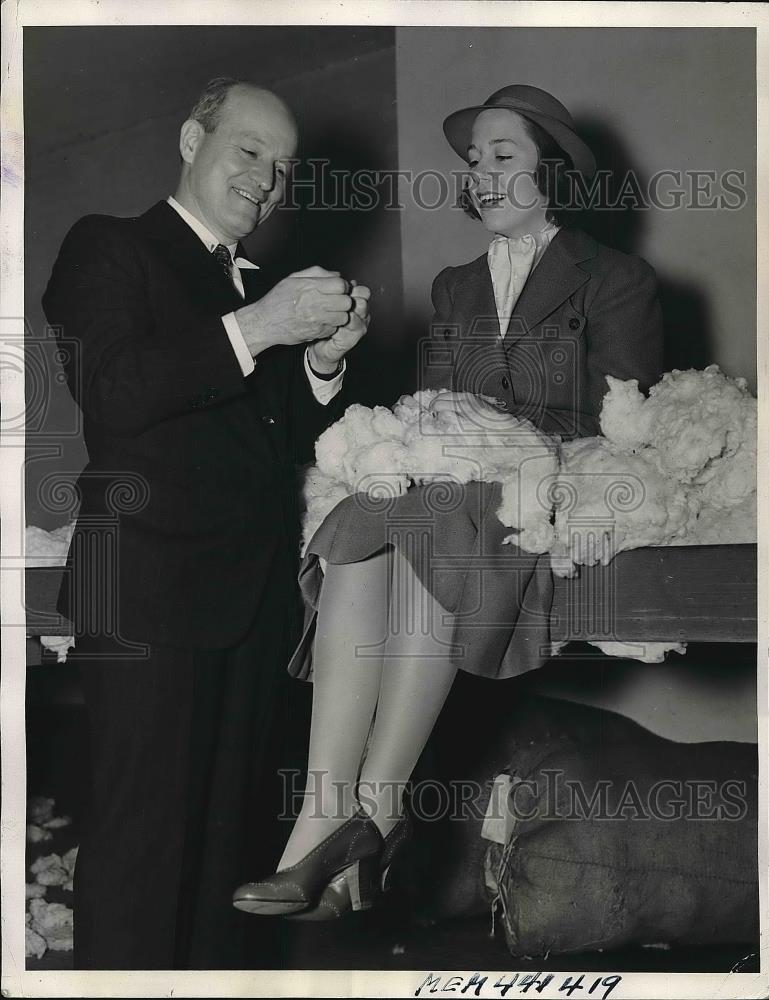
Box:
[232,808,384,917]
[287,811,413,922]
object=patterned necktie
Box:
[212,244,234,285]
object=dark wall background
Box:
[24,26,404,526]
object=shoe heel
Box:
[345,855,379,911]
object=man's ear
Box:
[179,119,204,165]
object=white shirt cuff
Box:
[222,313,255,377]
[304,349,346,405]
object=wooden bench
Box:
[549,543,757,644]
[25,544,757,660]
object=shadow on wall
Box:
[576,117,648,255]
[577,117,715,376]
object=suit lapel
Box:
[454,254,500,341]
[504,227,597,347]
[137,200,245,314]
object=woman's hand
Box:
[428,391,511,430]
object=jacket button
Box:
[262,415,276,425]
[501,376,510,390]
[569,317,580,330]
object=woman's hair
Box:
[459,116,577,227]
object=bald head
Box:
[189,79,297,141]
[175,78,298,244]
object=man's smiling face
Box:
[178,85,298,244]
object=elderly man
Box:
[42,78,369,970]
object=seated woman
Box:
[233,84,664,919]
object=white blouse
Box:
[487,219,560,338]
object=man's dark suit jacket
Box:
[423,226,664,437]
[43,199,342,650]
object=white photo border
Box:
[1,2,767,997]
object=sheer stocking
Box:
[358,547,457,836]
[277,546,457,869]
[277,550,391,869]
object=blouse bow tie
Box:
[487,223,558,338]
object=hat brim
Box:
[443,104,596,179]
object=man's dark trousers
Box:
[72,552,312,970]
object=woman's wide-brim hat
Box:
[443,84,596,179]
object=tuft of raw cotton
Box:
[550,638,687,664]
[29,846,77,890]
[30,853,70,888]
[25,522,75,567]
[598,365,756,551]
[27,824,53,844]
[689,402,756,510]
[405,397,557,489]
[25,922,47,960]
[587,640,687,663]
[28,898,73,952]
[27,799,71,835]
[42,814,72,831]
[28,797,55,826]
[303,389,558,551]
[26,526,78,661]
[39,635,75,663]
[314,403,408,484]
[679,494,756,546]
[597,376,654,451]
[532,437,696,577]
[495,445,560,554]
[601,365,756,488]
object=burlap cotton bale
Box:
[485,738,758,957]
[408,694,661,921]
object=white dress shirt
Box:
[166,196,344,405]
[487,219,559,338]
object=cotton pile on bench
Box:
[305,389,559,551]
[527,365,756,576]
[599,365,756,547]
[302,367,756,575]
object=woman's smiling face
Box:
[466,108,549,238]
